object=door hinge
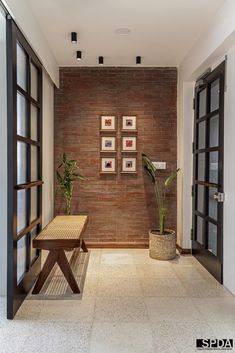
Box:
[192,142,195,154]
[193,98,195,110]
[191,228,193,240]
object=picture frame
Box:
[100,136,116,152]
[121,157,137,173]
[100,157,116,173]
[122,136,137,152]
[100,115,116,131]
[122,115,137,131]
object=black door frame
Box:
[7,18,43,319]
[192,61,225,283]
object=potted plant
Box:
[56,153,86,215]
[142,153,179,260]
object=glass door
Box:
[7,19,43,319]
[192,61,225,283]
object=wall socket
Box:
[153,162,167,170]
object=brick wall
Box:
[54,67,177,246]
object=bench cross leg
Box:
[32,249,80,294]
[32,250,58,294]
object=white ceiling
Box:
[27,0,225,67]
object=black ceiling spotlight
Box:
[136,56,141,65]
[77,50,82,61]
[71,32,77,44]
[99,56,104,65]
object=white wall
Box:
[2,0,59,87]
[178,0,235,294]
[42,70,54,227]
[0,5,7,297]
[223,46,235,294]
[177,82,194,249]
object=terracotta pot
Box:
[149,229,176,260]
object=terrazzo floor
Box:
[1,249,235,353]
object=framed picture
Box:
[100,115,116,131]
[100,157,116,173]
[101,136,116,152]
[122,157,137,173]
[122,136,137,152]
[122,116,137,131]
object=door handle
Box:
[213,192,224,203]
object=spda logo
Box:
[196,339,233,350]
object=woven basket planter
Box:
[149,229,176,260]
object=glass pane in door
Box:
[197,121,206,149]
[197,185,204,213]
[198,89,207,118]
[17,235,27,284]
[210,115,219,147]
[16,43,27,91]
[210,79,220,112]
[197,153,205,181]
[209,151,218,183]
[31,146,38,181]
[31,105,38,141]
[208,223,217,256]
[209,188,217,220]
[196,216,204,244]
[30,187,38,223]
[17,92,27,137]
[17,190,27,234]
[17,141,27,184]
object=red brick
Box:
[54,67,177,245]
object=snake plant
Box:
[142,153,179,235]
[56,153,86,215]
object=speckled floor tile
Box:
[100,251,134,265]
[82,275,99,297]
[90,322,155,353]
[99,264,139,278]
[38,297,95,321]
[151,321,216,353]
[94,296,149,322]
[21,322,92,353]
[193,297,235,322]
[15,299,44,320]
[145,297,202,322]
[140,277,187,297]
[136,264,177,278]
[209,321,235,351]
[172,265,206,280]
[97,277,143,297]
[0,250,234,353]
[182,280,232,297]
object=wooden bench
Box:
[32,215,88,294]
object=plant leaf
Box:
[56,171,62,183]
[142,153,156,182]
[164,168,180,188]
[73,173,86,181]
[62,153,66,163]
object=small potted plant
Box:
[56,153,86,215]
[142,153,179,260]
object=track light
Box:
[136,56,141,65]
[71,32,77,44]
[77,51,82,61]
[99,56,104,65]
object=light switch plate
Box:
[153,162,167,170]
